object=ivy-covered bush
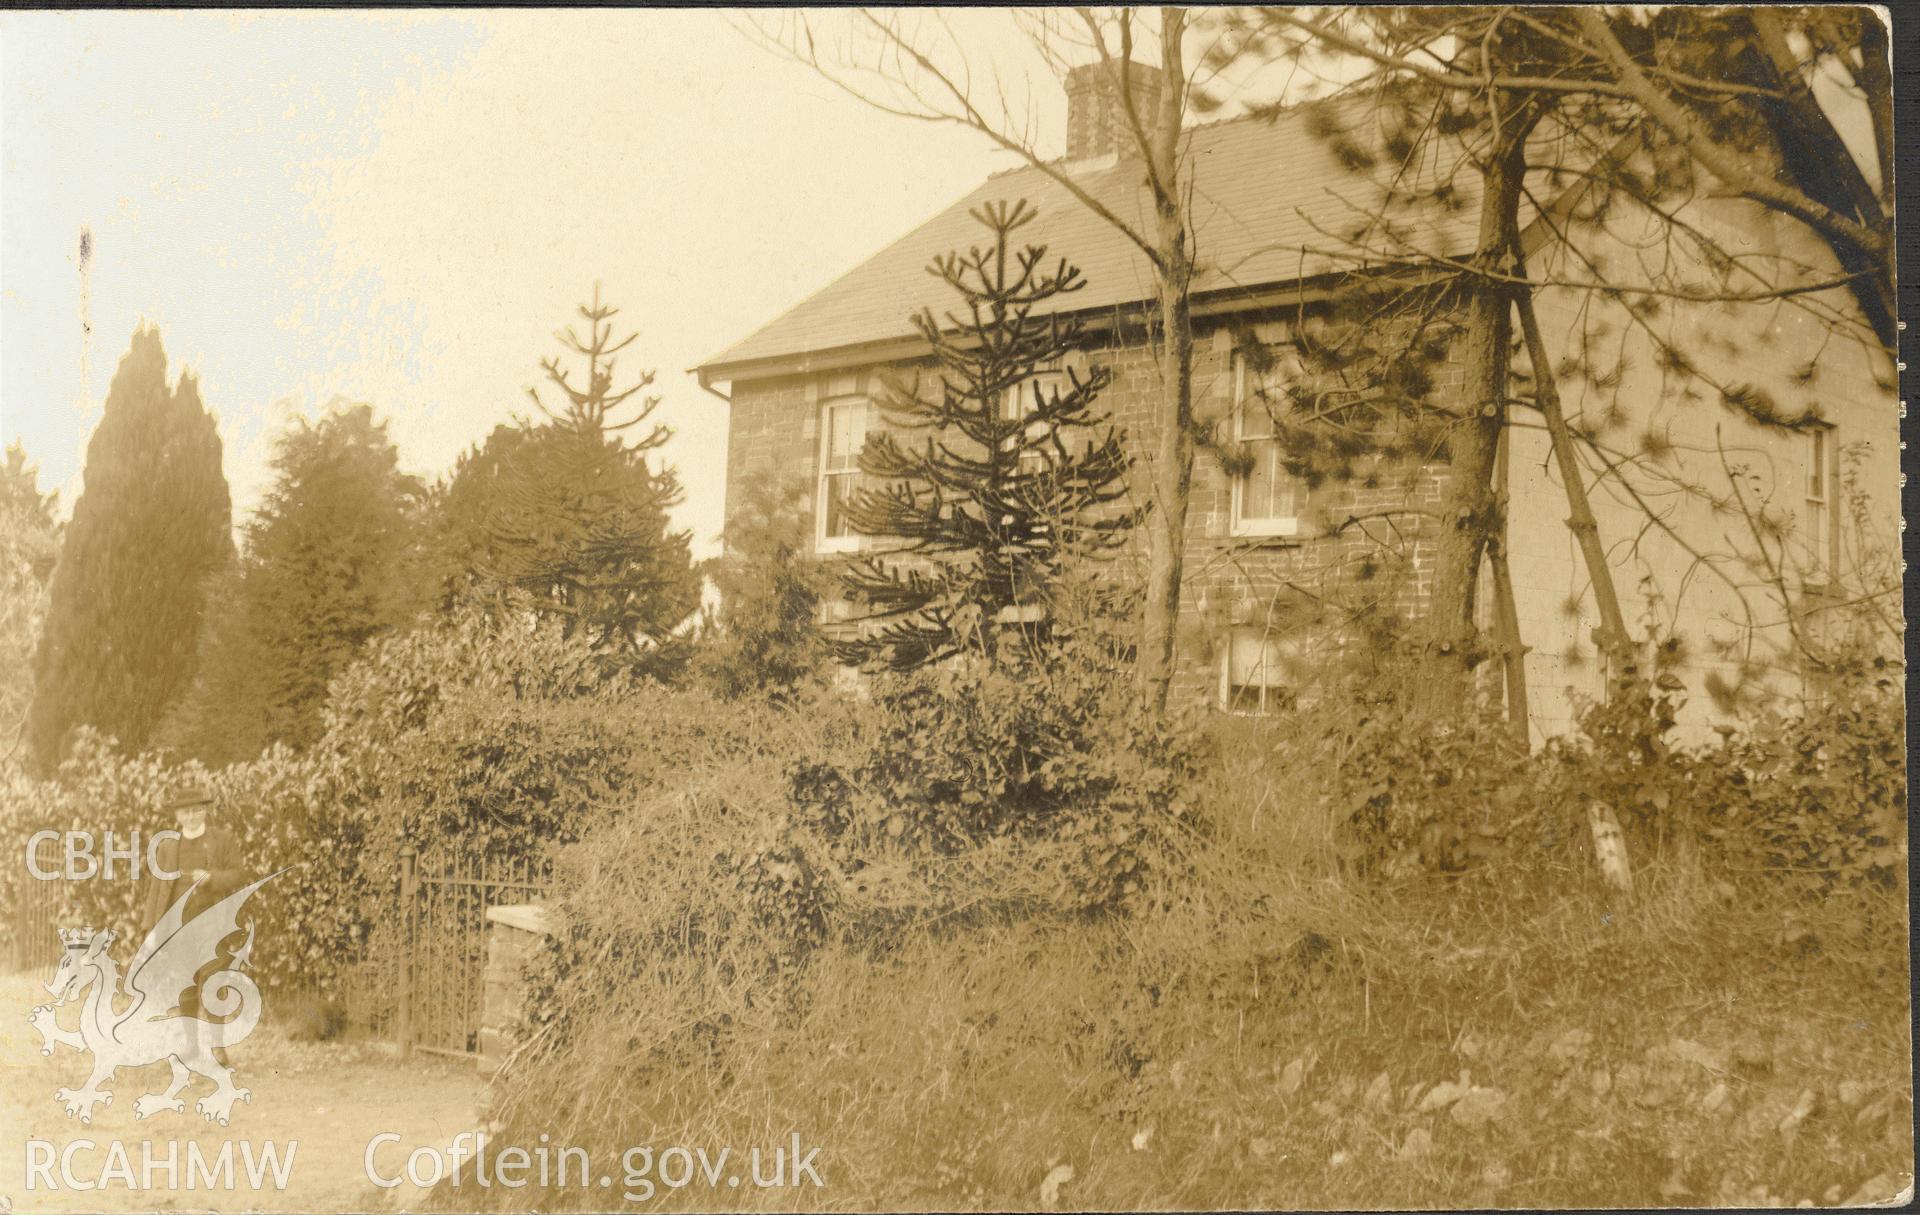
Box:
[789,634,1207,917]
[1303,661,1538,877]
[0,729,364,998]
[1716,661,1907,888]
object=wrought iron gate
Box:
[395,844,551,1057]
[9,836,64,973]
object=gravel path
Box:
[0,968,486,1213]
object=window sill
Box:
[1225,527,1307,549]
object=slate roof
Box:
[699,104,1499,381]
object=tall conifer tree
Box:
[163,403,426,764]
[1,443,60,759]
[25,327,232,772]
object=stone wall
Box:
[478,903,554,1078]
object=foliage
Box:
[1210,295,1458,493]
[1201,6,1890,348]
[502,607,1198,1067]
[1304,630,1908,891]
[791,642,1203,913]
[487,640,1208,1174]
[0,729,367,1001]
[427,424,520,607]
[161,403,430,765]
[837,199,1135,671]
[511,737,840,1110]
[352,681,632,865]
[0,442,59,759]
[24,326,233,773]
[318,602,638,833]
[463,679,1909,1213]
[448,288,698,654]
[692,472,829,701]
[1314,661,1537,877]
[1704,662,1907,889]
[1,603,699,1008]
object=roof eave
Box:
[694,332,936,389]
[694,265,1454,387]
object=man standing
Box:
[140,781,247,1066]
[141,781,244,935]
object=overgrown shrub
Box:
[494,701,855,1139]
[0,729,365,999]
[1541,647,1907,891]
[1,604,657,1006]
[459,673,1911,1213]
[1268,654,1541,878]
[487,619,1208,1164]
[693,472,830,701]
[1713,660,1907,888]
[1308,636,1908,889]
[790,633,1206,917]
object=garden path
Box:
[0,968,484,1213]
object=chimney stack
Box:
[1064,60,1164,163]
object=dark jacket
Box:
[140,826,245,935]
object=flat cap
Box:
[164,782,215,810]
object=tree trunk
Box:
[1138,277,1194,710]
[1513,273,1633,672]
[1487,426,1530,744]
[1136,8,1194,712]
[1586,800,1635,896]
[1745,8,1895,351]
[1422,119,1532,692]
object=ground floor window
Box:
[1220,626,1289,715]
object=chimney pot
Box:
[1064,60,1165,162]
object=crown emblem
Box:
[59,926,96,950]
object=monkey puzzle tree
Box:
[756,7,1201,708]
[836,199,1135,671]
[467,288,698,655]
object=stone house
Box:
[695,65,1899,740]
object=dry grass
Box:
[458,712,1913,1211]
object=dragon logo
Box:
[28,871,283,1126]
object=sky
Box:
[0,9,1079,555]
[5,10,1874,561]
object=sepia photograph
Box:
[0,5,1910,1211]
